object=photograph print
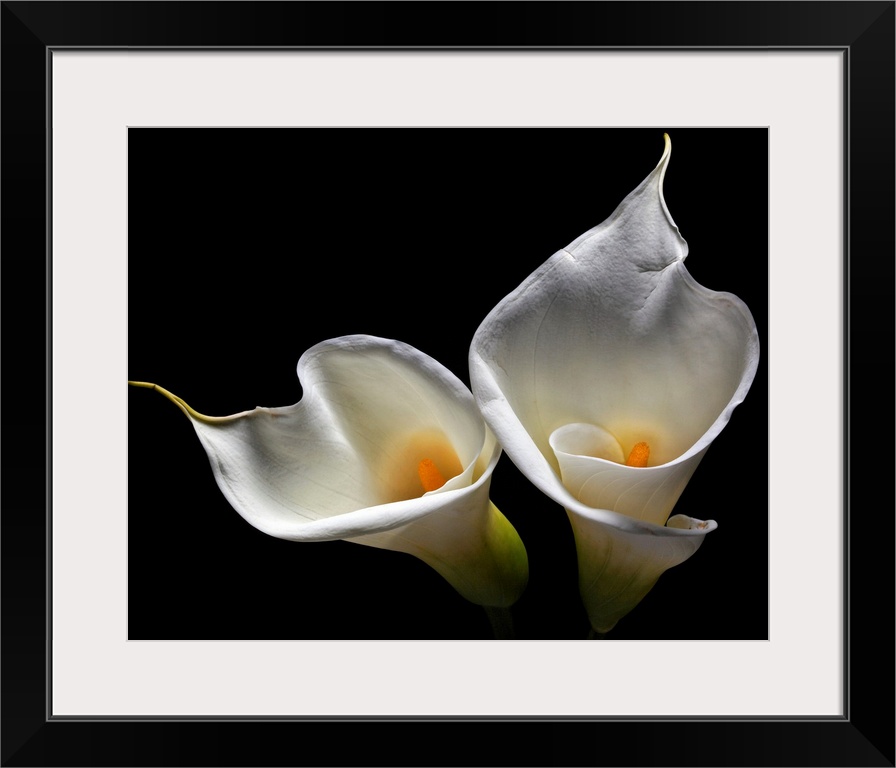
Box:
[127,127,768,641]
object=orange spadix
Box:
[625,442,650,468]
[418,458,447,492]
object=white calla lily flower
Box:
[130,334,528,612]
[469,135,760,634]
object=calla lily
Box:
[130,334,528,614]
[469,134,760,634]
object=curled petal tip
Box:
[666,514,718,532]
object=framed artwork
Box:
[3,2,892,766]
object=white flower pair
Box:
[131,135,759,634]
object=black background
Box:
[128,127,768,641]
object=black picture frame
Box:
[3,2,893,766]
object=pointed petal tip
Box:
[128,379,225,424]
[659,132,671,162]
[657,132,672,172]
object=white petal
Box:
[469,135,759,628]
[550,423,705,526]
[470,134,759,530]
[140,335,528,607]
[566,507,717,633]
